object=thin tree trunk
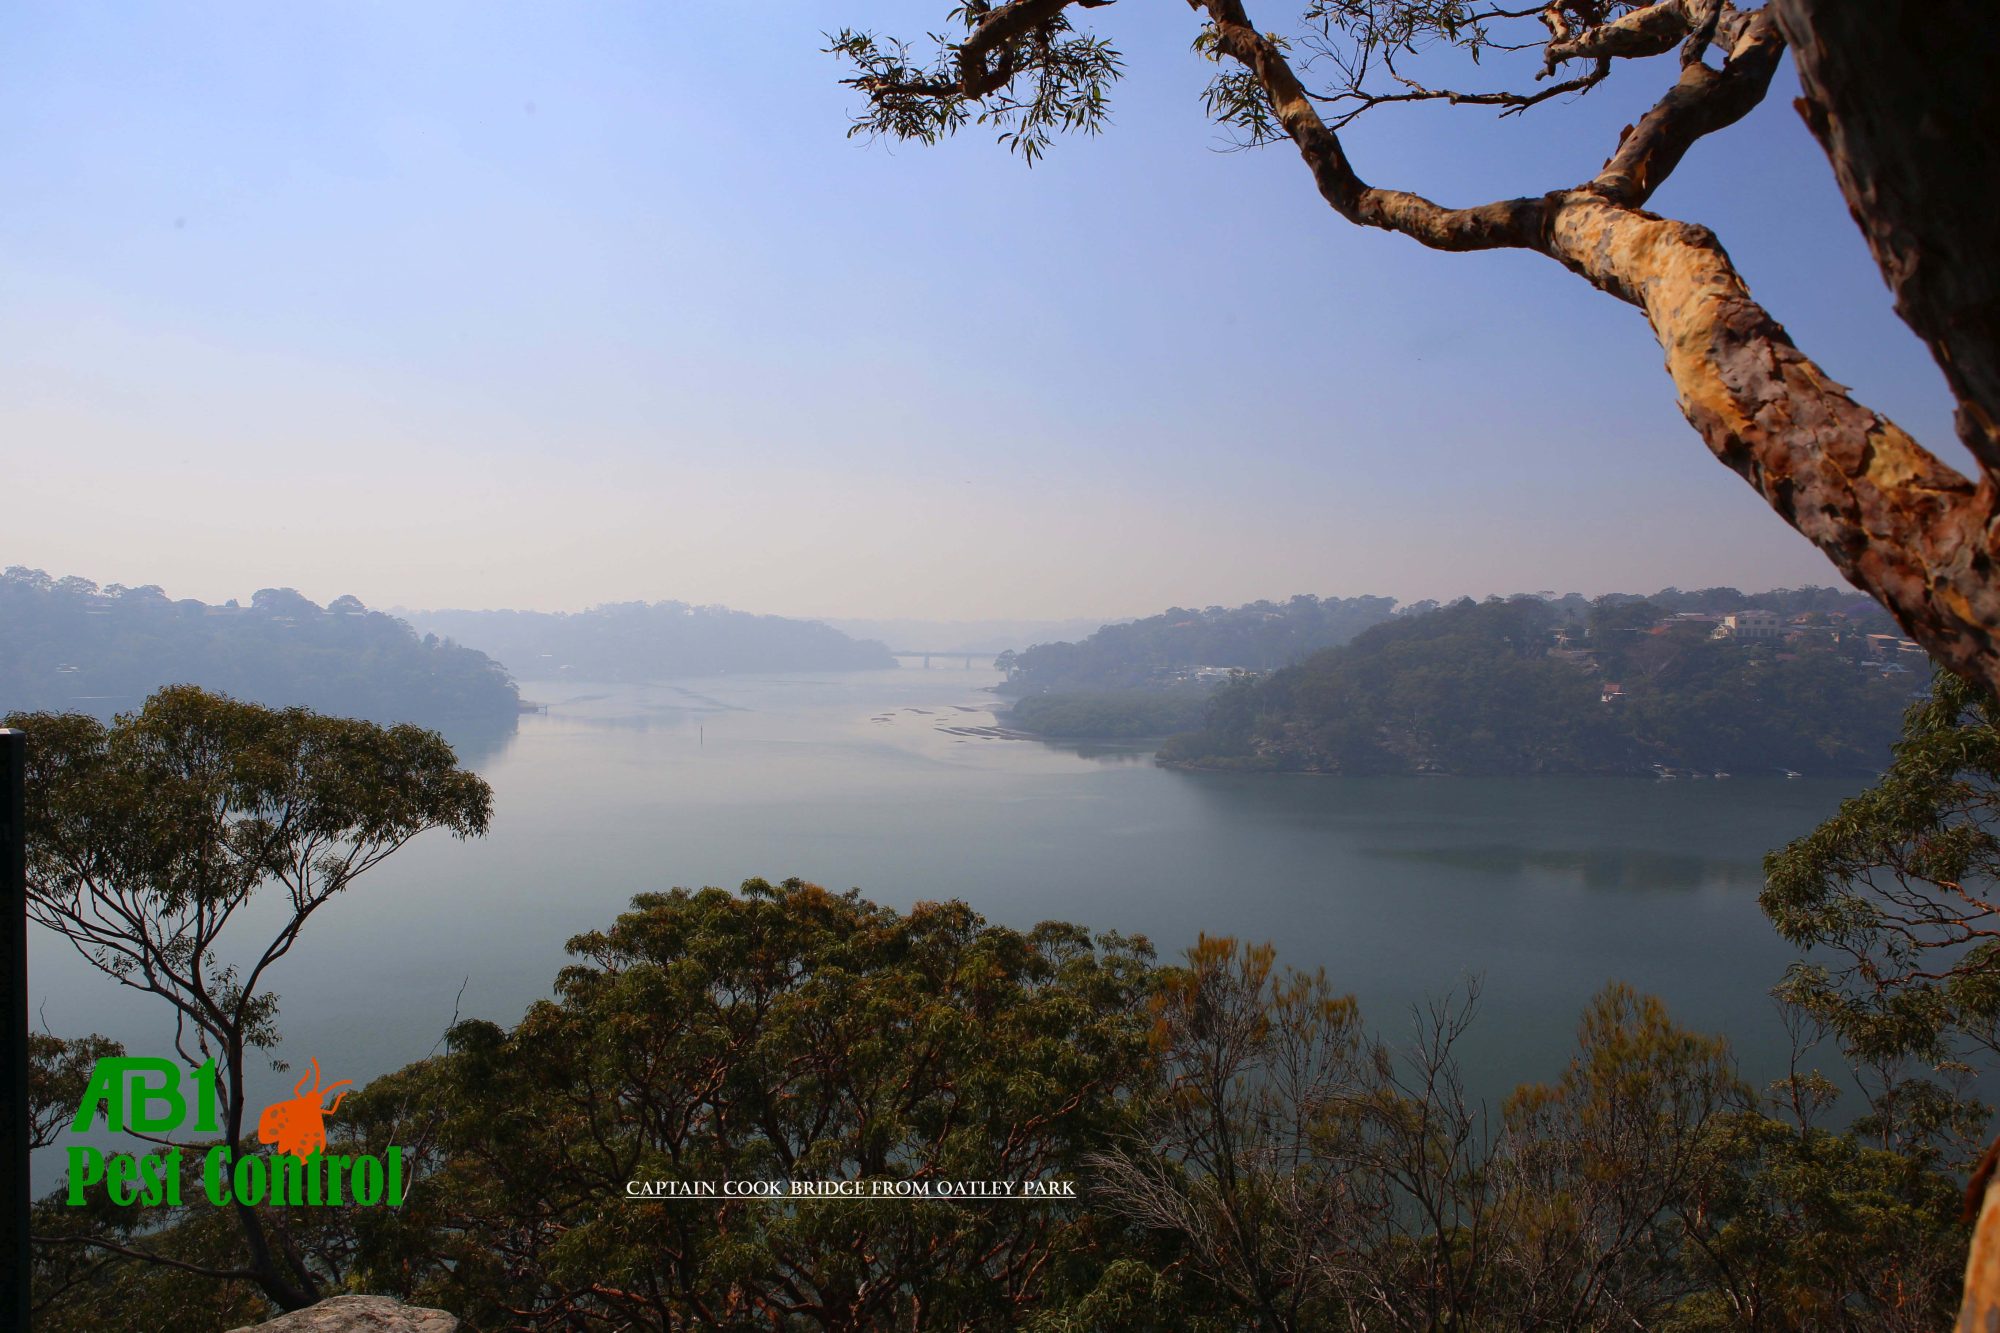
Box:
[224,1040,318,1312]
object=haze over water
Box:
[31,664,1860,1125]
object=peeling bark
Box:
[1543,196,2000,689]
[1771,0,2000,473]
[1542,0,1708,72]
[1964,1158,2000,1328]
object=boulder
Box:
[228,1294,459,1333]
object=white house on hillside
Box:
[1713,610,1781,641]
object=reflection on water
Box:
[1367,844,1767,891]
[1025,737,1162,765]
[29,667,1872,1138]
[495,682,750,739]
[434,715,520,769]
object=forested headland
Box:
[1159,595,1913,777]
[989,587,1912,775]
[997,594,1399,695]
[404,601,896,681]
[0,568,518,729]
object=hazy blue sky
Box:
[0,2,1965,621]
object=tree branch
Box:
[1317,59,1611,131]
[32,1233,261,1284]
[1189,0,2000,694]
[1541,195,1999,691]
[1542,0,1710,73]
[838,0,2000,710]
[1588,9,1784,206]
[1200,0,1553,250]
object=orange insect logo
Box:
[256,1058,352,1160]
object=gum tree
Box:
[1762,669,2000,1132]
[7,686,493,1313]
[827,1,2000,694]
[340,880,1168,1329]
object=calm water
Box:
[31,665,1866,1141]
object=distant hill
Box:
[1157,594,1914,777]
[404,602,897,681]
[0,568,518,728]
[816,616,1122,656]
[999,595,1401,696]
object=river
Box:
[29,664,1866,1143]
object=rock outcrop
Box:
[227,1294,459,1333]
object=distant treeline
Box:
[404,601,896,681]
[998,594,1400,695]
[1447,584,1894,623]
[0,569,518,728]
[1159,595,1913,777]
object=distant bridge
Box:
[889,650,992,669]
